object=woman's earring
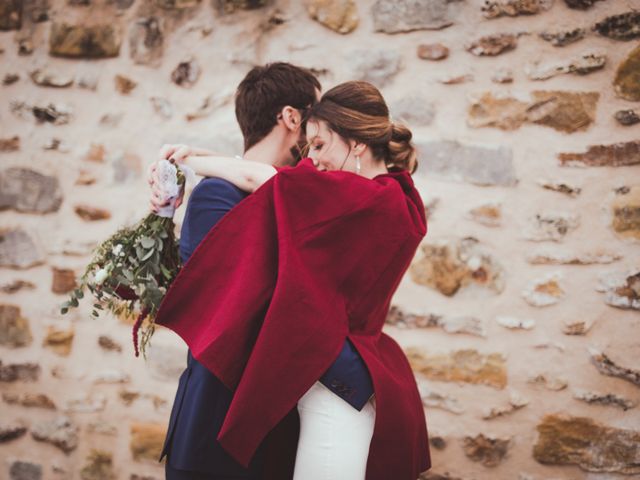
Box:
[356,155,361,174]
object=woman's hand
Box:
[158,143,191,165]
[148,143,190,212]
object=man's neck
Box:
[243,142,282,165]
[242,135,290,167]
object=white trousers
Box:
[293,381,376,480]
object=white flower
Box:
[112,244,123,256]
[94,268,108,285]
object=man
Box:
[152,63,373,479]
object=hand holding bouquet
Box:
[61,157,192,357]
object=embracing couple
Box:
[147,63,431,480]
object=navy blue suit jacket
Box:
[159,177,373,474]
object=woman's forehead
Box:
[305,119,329,139]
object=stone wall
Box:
[1,0,639,479]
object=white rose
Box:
[94,268,108,285]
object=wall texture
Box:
[1,0,639,479]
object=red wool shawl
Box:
[154,158,431,479]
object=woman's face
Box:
[305,119,353,172]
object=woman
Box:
[150,81,431,480]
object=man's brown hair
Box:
[235,62,321,151]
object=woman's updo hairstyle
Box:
[305,81,418,174]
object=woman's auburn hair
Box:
[306,81,418,174]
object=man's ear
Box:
[280,106,302,132]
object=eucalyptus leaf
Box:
[140,236,155,249]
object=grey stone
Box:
[482,391,529,419]
[589,348,640,387]
[372,0,461,33]
[129,17,164,66]
[0,168,63,213]
[31,416,78,453]
[594,11,640,41]
[615,109,640,126]
[521,212,580,242]
[390,96,435,126]
[63,393,106,413]
[564,0,605,9]
[539,27,586,46]
[573,389,636,410]
[29,67,74,87]
[525,51,606,80]
[350,49,402,87]
[151,97,173,119]
[9,461,42,480]
[0,360,40,381]
[3,73,20,86]
[537,179,581,197]
[0,0,22,30]
[145,343,186,381]
[10,101,72,125]
[0,422,27,443]
[496,316,535,330]
[0,229,45,269]
[415,139,516,186]
[171,57,201,88]
[185,90,234,121]
[418,384,464,414]
[482,0,553,18]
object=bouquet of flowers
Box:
[61,160,190,357]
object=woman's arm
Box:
[182,155,277,193]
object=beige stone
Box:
[130,422,166,461]
[462,434,510,466]
[74,205,112,221]
[0,304,32,347]
[43,326,74,356]
[307,0,358,34]
[52,267,77,294]
[534,414,640,473]
[2,392,56,409]
[614,44,640,101]
[407,348,508,389]
[611,185,640,240]
[49,22,122,58]
[559,140,640,167]
[410,237,504,296]
[80,449,115,480]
